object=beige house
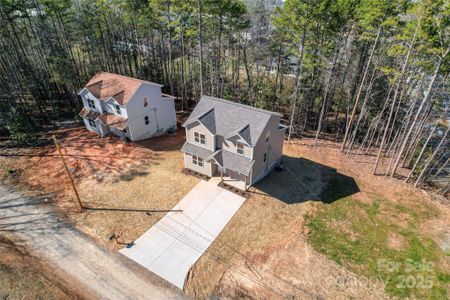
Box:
[181,96,287,190]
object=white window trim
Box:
[194,132,206,145]
[115,104,121,115]
[88,119,96,128]
[87,99,95,109]
[237,142,244,155]
[192,155,204,167]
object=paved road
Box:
[0,185,186,300]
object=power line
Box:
[146,216,292,298]
[163,212,319,299]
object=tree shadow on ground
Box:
[252,156,359,204]
[0,125,167,184]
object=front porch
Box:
[211,163,250,192]
[209,176,247,191]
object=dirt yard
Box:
[0,235,70,300]
[1,126,449,299]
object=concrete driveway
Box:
[120,180,246,289]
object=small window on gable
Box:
[144,116,149,125]
[266,131,270,143]
[143,96,149,107]
[87,99,95,109]
[194,132,205,145]
[115,105,121,114]
[88,119,96,128]
[237,143,244,155]
[263,153,267,163]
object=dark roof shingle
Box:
[181,142,213,159]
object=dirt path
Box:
[0,185,186,300]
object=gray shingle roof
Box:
[198,109,216,134]
[181,142,213,159]
[183,96,281,146]
[220,150,253,175]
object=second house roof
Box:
[84,72,162,105]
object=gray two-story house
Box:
[181,96,287,190]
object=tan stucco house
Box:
[181,96,287,190]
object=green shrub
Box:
[3,166,16,177]
[4,107,35,146]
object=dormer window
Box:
[237,143,244,155]
[143,96,149,107]
[194,132,205,145]
[115,105,121,114]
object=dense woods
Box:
[0,0,449,194]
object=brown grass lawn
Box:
[74,131,200,247]
[1,126,449,299]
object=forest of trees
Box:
[0,0,448,194]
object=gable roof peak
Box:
[201,95,282,117]
[184,95,280,146]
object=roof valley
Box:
[183,96,279,146]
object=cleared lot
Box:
[2,126,448,299]
[120,180,245,289]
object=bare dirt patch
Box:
[2,129,449,299]
[387,233,408,250]
[0,236,70,300]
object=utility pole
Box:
[53,136,83,213]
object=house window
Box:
[88,119,96,128]
[87,99,95,109]
[266,131,270,143]
[192,155,203,167]
[143,96,149,107]
[115,105,121,114]
[123,128,127,133]
[194,132,206,145]
[144,116,149,125]
[263,153,267,163]
[237,143,244,155]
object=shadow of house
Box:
[135,129,185,152]
[252,156,359,204]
